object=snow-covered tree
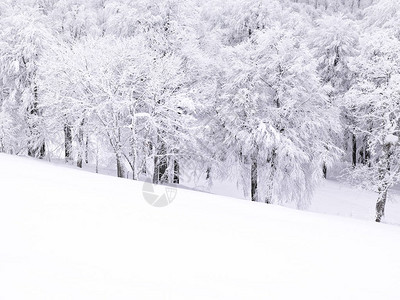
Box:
[0,5,52,158]
[346,4,400,221]
[215,21,340,206]
[130,0,203,184]
[310,14,359,173]
[3,0,400,218]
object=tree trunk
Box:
[206,167,211,180]
[141,156,147,176]
[116,152,125,178]
[352,133,357,167]
[359,136,370,165]
[39,143,45,159]
[77,135,83,168]
[95,146,99,174]
[173,159,179,184]
[77,156,82,168]
[64,124,72,163]
[153,141,168,184]
[322,163,327,179]
[85,135,89,164]
[129,120,138,180]
[27,85,45,159]
[375,142,392,222]
[77,119,85,168]
[265,149,277,204]
[365,143,371,167]
[129,141,138,180]
[27,136,45,159]
[130,152,137,180]
[251,155,257,201]
[375,189,387,222]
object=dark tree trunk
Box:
[27,133,45,159]
[251,155,257,202]
[116,153,125,178]
[141,158,147,176]
[359,136,370,165]
[352,133,357,168]
[85,135,89,164]
[27,85,45,159]
[64,124,72,162]
[359,147,365,165]
[34,84,45,159]
[153,142,168,184]
[153,157,158,183]
[322,163,327,179]
[77,156,82,168]
[173,159,179,184]
[206,167,211,180]
[39,143,45,159]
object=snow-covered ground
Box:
[310,179,400,225]
[181,167,400,226]
[1,153,400,299]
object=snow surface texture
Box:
[1,153,400,299]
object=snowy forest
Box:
[0,0,399,222]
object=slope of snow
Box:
[310,180,400,225]
[1,153,400,299]
[181,169,400,225]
